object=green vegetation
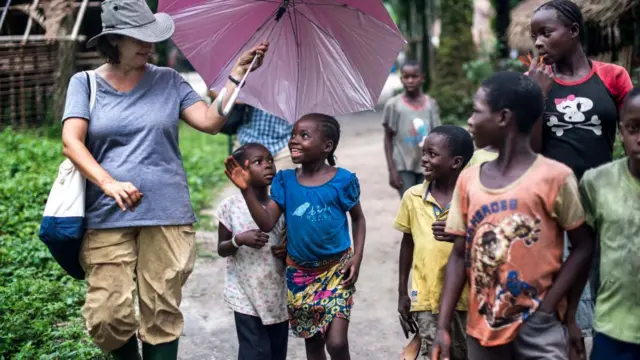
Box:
[0,126,227,358]
[431,0,477,124]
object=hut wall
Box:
[0,40,58,128]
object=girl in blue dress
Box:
[225,113,366,360]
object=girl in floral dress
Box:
[216,143,288,360]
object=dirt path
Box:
[178,111,408,359]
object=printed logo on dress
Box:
[547,95,602,136]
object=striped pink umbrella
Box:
[159,0,405,122]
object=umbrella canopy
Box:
[159,0,406,122]
[507,0,635,52]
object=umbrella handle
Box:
[216,86,242,116]
[216,54,260,117]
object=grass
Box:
[0,125,228,358]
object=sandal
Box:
[399,334,421,360]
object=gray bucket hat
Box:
[87,0,175,48]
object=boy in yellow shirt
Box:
[467,147,498,168]
[394,125,475,360]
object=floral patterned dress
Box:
[215,195,288,325]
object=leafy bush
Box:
[0,128,107,359]
[463,59,494,87]
[179,124,229,229]
[0,126,227,358]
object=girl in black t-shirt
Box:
[528,0,633,180]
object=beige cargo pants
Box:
[80,225,196,351]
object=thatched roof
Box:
[507,0,636,52]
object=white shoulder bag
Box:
[39,70,96,280]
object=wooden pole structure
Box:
[22,0,40,44]
[0,0,11,31]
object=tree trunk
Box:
[416,0,431,90]
[52,13,76,124]
[493,0,510,59]
[431,0,476,124]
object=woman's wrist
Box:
[230,68,244,81]
[98,175,115,191]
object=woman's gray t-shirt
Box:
[62,64,203,229]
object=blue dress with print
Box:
[270,167,360,262]
[270,167,361,338]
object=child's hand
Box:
[270,243,286,259]
[224,156,251,190]
[398,294,418,336]
[526,56,553,97]
[566,321,586,360]
[431,329,452,360]
[432,221,454,242]
[235,229,268,249]
[341,254,362,287]
[389,169,403,190]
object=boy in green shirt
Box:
[580,87,640,358]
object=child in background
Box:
[216,143,288,360]
[395,125,475,360]
[224,114,366,360]
[432,72,594,360]
[384,60,441,197]
[581,87,640,359]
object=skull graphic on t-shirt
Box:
[546,94,602,136]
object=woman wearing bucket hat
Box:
[60,0,268,358]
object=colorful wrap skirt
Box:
[286,250,355,338]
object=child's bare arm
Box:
[217,223,237,257]
[224,156,283,231]
[539,224,594,314]
[350,202,366,259]
[218,224,270,257]
[398,233,414,295]
[384,126,402,190]
[564,227,596,322]
[436,235,467,329]
[241,187,283,232]
[398,233,415,323]
[432,235,467,360]
[341,202,366,286]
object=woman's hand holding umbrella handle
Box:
[216,41,269,116]
[231,41,269,78]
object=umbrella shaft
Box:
[275,0,289,22]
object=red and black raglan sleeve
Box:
[592,61,634,109]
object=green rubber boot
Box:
[111,335,141,360]
[142,339,179,360]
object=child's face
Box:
[468,87,500,149]
[400,65,424,93]
[421,133,460,182]
[289,117,330,164]
[530,9,575,66]
[243,147,276,187]
[620,96,640,162]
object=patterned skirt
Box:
[286,251,355,338]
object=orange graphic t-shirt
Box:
[446,156,585,347]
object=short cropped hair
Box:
[480,71,545,134]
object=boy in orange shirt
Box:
[431,72,594,360]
